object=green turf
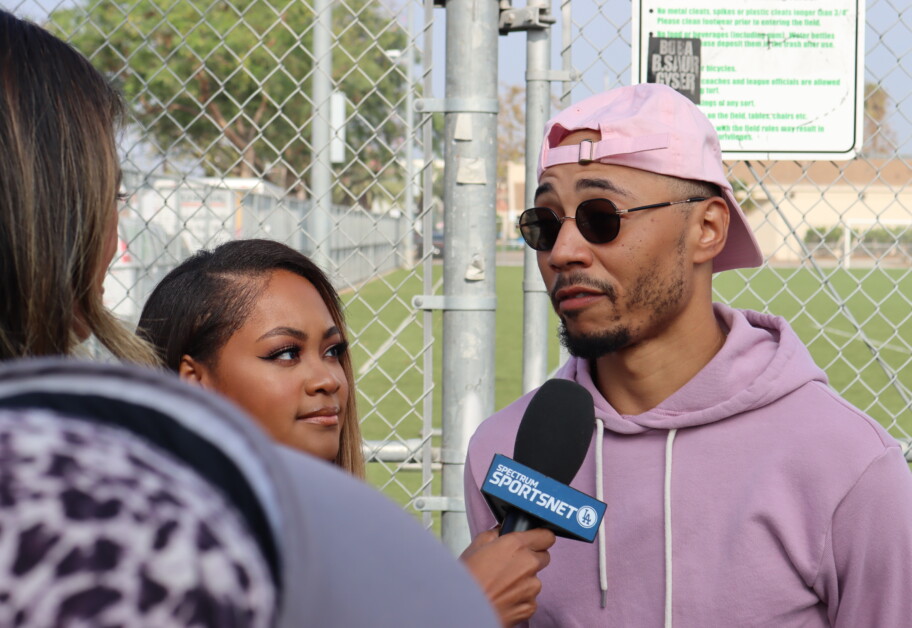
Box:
[345,264,912,514]
[344,265,562,434]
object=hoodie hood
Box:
[555,303,828,435]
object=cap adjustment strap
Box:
[542,133,671,170]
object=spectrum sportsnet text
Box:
[487,465,579,520]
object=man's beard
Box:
[559,322,632,359]
[549,273,629,358]
[552,253,686,360]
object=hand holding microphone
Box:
[460,527,555,627]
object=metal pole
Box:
[560,0,573,106]
[441,0,499,554]
[419,0,435,530]
[310,0,333,271]
[404,1,417,267]
[521,0,553,393]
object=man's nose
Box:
[546,216,593,271]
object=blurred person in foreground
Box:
[0,12,272,624]
[0,404,277,626]
[464,83,912,627]
[0,11,501,627]
[138,238,556,626]
[0,10,157,365]
[0,358,502,628]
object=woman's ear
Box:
[692,197,730,266]
[178,355,211,388]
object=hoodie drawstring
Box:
[664,428,677,628]
[595,417,607,608]
[595,423,677,624]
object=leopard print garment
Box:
[0,408,276,627]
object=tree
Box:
[497,84,525,182]
[496,84,567,179]
[863,81,894,156]
[48,0,409,202]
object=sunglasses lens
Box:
[519,208,560,251]
[577,199,621,244]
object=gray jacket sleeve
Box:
[273,445,499,628]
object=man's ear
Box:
[178,355,212,388]
[692,197,730,266]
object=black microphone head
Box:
[512,378,595,485]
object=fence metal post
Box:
[521,0,553,393]
[404,1,417,268]
[440,0,499,554]
[560,0,572,104]
[309,0,333,270]
[419,0,437,531]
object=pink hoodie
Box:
[465,303,912,627]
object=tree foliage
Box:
[49,0,410,202]
[863,81,894,156]
[497,84,525,182]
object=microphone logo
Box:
[576,505,598,529]
[482,454,606,542]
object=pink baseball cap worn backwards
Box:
[537,83,763,273]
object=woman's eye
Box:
[263,346,300,362]
[326,341,348,359]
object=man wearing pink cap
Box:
[464,83,912,627]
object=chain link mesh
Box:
[13,0,910,533]
[558,0,911,452]
[13,0,440,520]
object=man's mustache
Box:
[549,273,617,304]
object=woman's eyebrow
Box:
[257,326,341,342]
[257,327,307,342]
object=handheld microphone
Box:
[482,379,605,542]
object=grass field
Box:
[343,264,912,509]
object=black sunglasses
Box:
[517,197,709,251]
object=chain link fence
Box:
[552,0,912,456]
[12,0,911,544]
[13,0,442,526]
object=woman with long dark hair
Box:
[0,11,277,625]
[0,10,157,364]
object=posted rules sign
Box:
[632,0,864,160]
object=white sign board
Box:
[632,0,864,160]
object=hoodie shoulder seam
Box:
[807,380,899,449]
